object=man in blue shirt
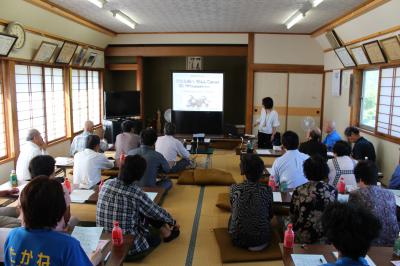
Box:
[320,202,381,266]
[128,128,172,191]
[4,177,94,266]
[389,164,400,189]
[323,121,341,152]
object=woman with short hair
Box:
[5,177,93,265]
[229,154,273,251]
[96,155,180,260]
[254,97,280,149]
[327,140,357,187]
[290,155,337,244]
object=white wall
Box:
[254,34,323,65]
[317,0,400,183]
[110,33,248,45]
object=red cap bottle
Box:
[268,176,276,191]
[112,221,123,246]
[284,224,295,249]
[64,177,72,194]
[337,177,346,194]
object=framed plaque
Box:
[32,41,58,63]
[334,47,356,67]
[350,46,370,65]
[0,32,17,57]
[55,41,78,64]
[379,36,400,62]
[363,40,386,64]
[83,52,97,67]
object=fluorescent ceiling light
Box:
[87,0,106,8]
[312,0,324,7]
[111,10,137,29]
[285,10,305,29]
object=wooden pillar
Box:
[136,56,144,120]
[245,33,255,134]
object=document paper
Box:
[256,149,271,155]
[71,226,103,255]
[291,254,327,266]
[333,252,376,266]
[70,189,95,203]
[273,192,282,202]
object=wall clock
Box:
[5,22,26,49]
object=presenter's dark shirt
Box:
[299,140,328,160]
[352,137,376,161]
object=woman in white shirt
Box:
[254,97,280,149]
[327,140,357,187]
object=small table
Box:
[101,233,134,266]
[279,243,398,266]
[190,147,214,168]
[85,186,166,205]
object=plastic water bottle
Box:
[112,221,123,246]
[394,233,400,256]
[246,140,253,153]
[268,176,276,191]
[9,170,18,188]
[284,224,295,248]
[337,177,346,194]
[280,181,288,192]
[64,177,71,193]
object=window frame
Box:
[359,68,380,131]
[70,68,102,134]
[14,62,68,150]
[356,64,400,144]
[0,61,10,161]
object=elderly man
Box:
[344,126,376,162]
[70,121,108,156]
[322,120,341,152]
[16,129,48,181]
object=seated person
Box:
[16,129,48,181]
[155,123,192,172]
[327,141,357,187]
[321,202,381,266]
[349,160,399,246]
[24,155,78,231]
[115,120,140,166]
[299,128,327,160]
[5,177,94,265]
[322,120,341,152]
[73,135,114,189]
[344,126,376,161]
[229,154,273,251]
[96,155,179,260]
[127,128,172,191]
[0,189,21,228]
[70,120,108,156]
[270,131,309,189]
[389,164,400,190]
[290,155,337,244]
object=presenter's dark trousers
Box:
[258,132,272,149]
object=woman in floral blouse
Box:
[290,155,338,244]
[349,160,399,246]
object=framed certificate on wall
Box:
[32,41,58,63]
[363,40,386,64]
[0,32,17,57]
[55,41,78,64]
[379,36,400,62]
[350,46,370,65]
[334,47,356,67]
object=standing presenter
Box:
[254,97,280,149]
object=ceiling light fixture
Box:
[312,0,324,7]
[111,10,137,29]
[285,10,305,29]
[86,0,106,8]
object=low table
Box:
[101,233,134,266]
[279,243,399,266]
[190,147,214,168]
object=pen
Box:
[104,251,111,261]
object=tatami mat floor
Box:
[70,150,284,266]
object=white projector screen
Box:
[172,72,224,112]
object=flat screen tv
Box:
[104,91,140,119]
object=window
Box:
[359,67,400,140]
[360,69,379,129]
[0,65,7,158]
[15,65,67,148]
[44,67,66,142]
[71,69,101,133]
[15,65,45,149]
[377,67,400,138]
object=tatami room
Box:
[0,0,400,265]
